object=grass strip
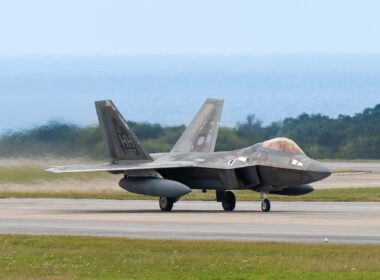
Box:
[0,235,380,279]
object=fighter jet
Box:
[48,98,332,212]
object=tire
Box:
[222,191,236,211]
[159,197,174,212]
[261,199,271,212]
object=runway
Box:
[1,198,380,244]
[314,161,380,188]
[325,161,380,173]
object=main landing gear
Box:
[217,191,236,211]
[222,191,236,211]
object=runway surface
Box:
[1,198,380,244]
[325,161,380,173]
[314,161,380,188]
[313,172,380,189]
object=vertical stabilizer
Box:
[95,100,153,162]
[171,98,224,153]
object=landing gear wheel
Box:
[261,199,271,212]
[222,191,236,211]
[159,197,174,212]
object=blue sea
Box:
[0,55,379,132]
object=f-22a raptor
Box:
[48,99,332,212]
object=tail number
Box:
[117,133,137,156]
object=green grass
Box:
[330,169,365,174]
[0,235,379,279]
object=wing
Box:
[171,98,224,153]
[47,160,197,173]
[46,150,246,173]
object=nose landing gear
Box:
[260,192,271,212]
[261,199,271,212]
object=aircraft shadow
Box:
[53,209,303,214]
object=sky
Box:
[0,0,380,55]
[1,1,380,132]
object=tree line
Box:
[1,103,380,159]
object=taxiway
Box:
[1,199,380,244]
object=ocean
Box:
[0,54,379,132]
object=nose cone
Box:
[308,160,332,182]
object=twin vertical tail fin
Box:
[95,100,153,162]
[96,98,223,160]
[171,98,224,153]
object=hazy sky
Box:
[1,1,380,132]
[0,0,379,55]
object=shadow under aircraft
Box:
[48,98,331,212]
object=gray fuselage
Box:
[122,142,331,195]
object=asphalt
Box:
[324,161,380,173]
[1,198,380,244]
[313,172,380,189]
[314,161,380,189]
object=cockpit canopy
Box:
[262,137,304,154]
